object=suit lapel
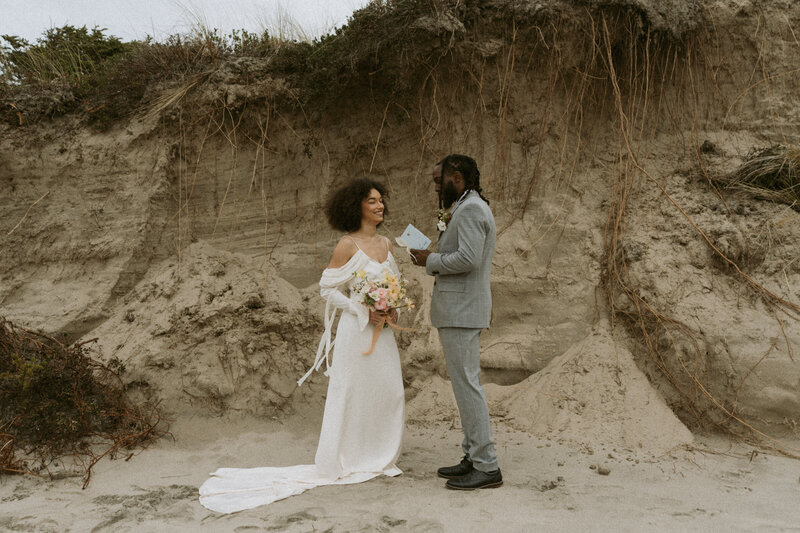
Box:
[438,191,474,245]
[449,190,473,218]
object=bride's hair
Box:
[325,178,389,232]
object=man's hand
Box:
[410,249,431,266]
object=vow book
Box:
[396,224,431,251]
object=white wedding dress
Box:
[199,249,405,514]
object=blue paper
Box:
[396,224,431,250]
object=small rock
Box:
[244,294,265,309]
[540,480,559,491]
[589,464,597,470]
[210,263,225,277]
[557,461,565,467]
[598,465,611,476]
[124,310,135,322]
[700,140,719,154]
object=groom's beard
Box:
[441,182,460,208]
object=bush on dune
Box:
[0,24,284,127]
[0,318,165,488]
[0,1,485,126]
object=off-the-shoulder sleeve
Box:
[319,282,370,331]
[319,256,370,331]
[297,253,371,386]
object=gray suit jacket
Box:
[426,190,496,329]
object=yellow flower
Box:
[356,269,367,279]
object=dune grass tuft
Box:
[717,145,800,209]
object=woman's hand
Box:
[369,309,398,325]
[369,309,387,325]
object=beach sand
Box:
[2,415,799,532]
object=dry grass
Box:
[716,145,800,208]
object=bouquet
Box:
[352,269,416,355]
[352,269,414,312]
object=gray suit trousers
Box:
[438,327,498,472]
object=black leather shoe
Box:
[445,468,503,490]
[437,455,473,479]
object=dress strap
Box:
[346,235,362,251]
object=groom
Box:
[410,154,502,490]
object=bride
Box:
[199,179,405,513]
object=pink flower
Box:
[374,298,389,311]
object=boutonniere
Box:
[437,209,452,232]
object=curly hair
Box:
[325,178,389,232]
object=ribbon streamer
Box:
[363,315,418,355]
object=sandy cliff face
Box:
[621,144,800,431]
[0,120,174,335]
[1,0,798,449]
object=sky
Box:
[0,0,371,43]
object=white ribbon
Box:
[297,297,337,386]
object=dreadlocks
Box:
[441,154,490,204]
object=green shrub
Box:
[1,25,127,84]
[0,1,484,126]
[0,25,283,126]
